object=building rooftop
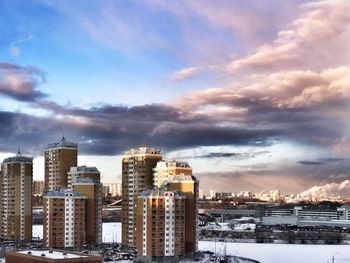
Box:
[140,188,185,198]
[46,136,78,150]
[69,165,100,173]
[17,250,85,259]
[2,149,33,164]
[156,160,192,168]
[123,146,161,156]
[167,175,197,182]
[44,189,87,198]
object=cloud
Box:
[0,100,281,156]
[8,33,33,57]
[173,0,350,80]
[42,0,294,65]
[171,66,205,81]
[298,158,346,165]
[173,66,350,151]
[9,45,21,56]
[192,152,242,159]
[299,180,350,198]
[0,63,47,102]
[171,65,219,81]
[225,0,350,74]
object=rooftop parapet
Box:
[2,149,33,164]
[123,146,161,156]
[45,136,78,150]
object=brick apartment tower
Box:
[0,150,33,241]
[122,147,162,247]
[136,189,186,261]
[69,166,103,245]
[164,175,199,255]
[44,136,78,191]
[43,189,87,248]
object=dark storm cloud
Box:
[298,158,346,165]
[191,152,242,158]
[187,150,270,159]
[0,63,47,102]
[57,104,281,155]
[0,100,282,156]
[1,62,347,163]
[0,110,61,155]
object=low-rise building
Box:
[6,250,102,263]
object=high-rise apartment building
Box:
[44,137,78,191]
[33,180,45,196]
[70,166,103,245]
[0,151,33,241]
[135,189,186,261]
[43,190,87,248]
[105,183,122,197]
[67,165,100,188]
[122,147,162,247]
[153,160,192,188]
[165,175,199,255]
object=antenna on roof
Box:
[61,131,66,141]
[17,147,22,156]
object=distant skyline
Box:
[1,0,350,193]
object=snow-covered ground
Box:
[33,222,122,243]
[201,222,255,231]
[199,241,350,263]
[32,224,350,263]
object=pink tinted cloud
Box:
[175,67,350,112]
[226,0,350,74]
[173,0,350,80]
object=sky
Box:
[0,0,350,194]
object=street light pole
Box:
[331,252,340,263]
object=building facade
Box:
[67,165,100,188]
[152,160,192,189]
[44,137,78,191]
[165,175,199,255]
[122,147,162,247]
[136,189,186,261]
[43,190,87,248]
[105,183,122,197]
[0,151,33,241]
[33,180,45,196]
[71,166,102,245]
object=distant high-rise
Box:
[0,151,33,241]
[209,189,216,199]
[33,180,45,196]
[135,189,186,261]
[122,147,162,247]
[44,136,78,191]
[105,183,122,197]
[70,166,103,245]
[43,189,87,248]
[153,160,192,188]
